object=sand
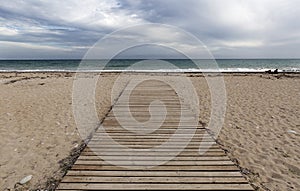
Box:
[191,74,300,191]
[0,72,128,190]
[0,72,299,191]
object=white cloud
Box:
[0,41,85,59]
[0,27,18,36]
[219,40,264,48]
[0,0,145,30]
[0,41,70,51]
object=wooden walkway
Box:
[57,79,253,190]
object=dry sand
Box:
[0,72,299,191]
[0,72,128,190]
[191,74,300,191]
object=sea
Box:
[0,59,299,73]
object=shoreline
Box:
[0,70,299,74]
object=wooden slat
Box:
[80,151,226,156]
[90,138,215,142]
[61,176,248,183]
[95,130,207,133]
[70,165,239,171]
[111,108,191,111]
[65,170,244,177]
[92,132,209,135]
[87,142,218,146]
[57,183,253,190]
[74,160,234,166]
[84,148,222,152]
[87,142,216,146]
[88,140,217,144]
[87,138,217,142]
[104,116,196,119]
[77,156,230,161]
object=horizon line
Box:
[1,58,300,60]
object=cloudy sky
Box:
[0,0,299,59]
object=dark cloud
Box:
[0,0,299,59]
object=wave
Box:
[0,68,299,73]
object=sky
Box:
[0,0,300,59]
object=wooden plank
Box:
[90,134,212,137]
[116,102,183,105]
[86,145,219,149]
[99,124,204,127]
[92,132,210,135]
[100,126,202,128]
[79,153,227,158]
[77,156,230,161]
[90,137,214,141]
[74,160,234,166]
[126,90,176,92]
[95,130,207,133]
[86,143,218,147]
[70,165,239,171]
[65,170,244,177]
[93,132,208,135]
[84,145,220,149]
[108,110,194,113]
[80,150,226,155]
[105,115,196,119]
[101,124,204,128]
[60,176,248,183]
[86,142,218,146]
[85,147,221,151]
[107,114,194,117]
[83,151,224,156]
[111,107,191,110]
[92,132,208,135]
[88,140,214,144]
[89,139,215,142]
[118,100,181,103]
[57,183,253,190]
[94,133,214,141]
[84,146,222,151]
[102,119,198,123]
[114,105,188,107]
[90,137,215,145]
[103,115,194,118]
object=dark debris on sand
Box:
[34,141,86,191]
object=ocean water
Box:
[0,59,299,72]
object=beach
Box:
[0,72,299,191]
